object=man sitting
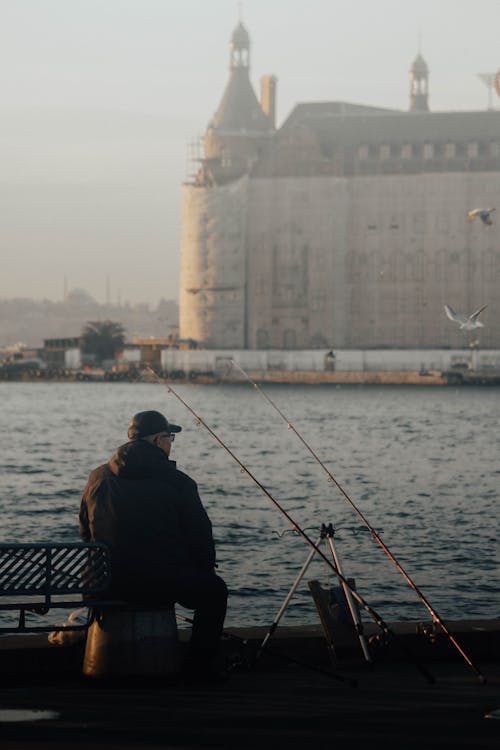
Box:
[79,409,228,682]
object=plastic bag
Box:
[47,607,88,646]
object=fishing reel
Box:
[368,631,393,651]
[225,653,254,674]
[416,620,442,645]
[222,634,256,674]
[320,523,336,539]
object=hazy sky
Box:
[2,0,499,305]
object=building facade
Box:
[179,24,500,349]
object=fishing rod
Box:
[146,369,435,684]
[230,360,486,684]
[175,612,357,687]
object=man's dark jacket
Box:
[79,439,216,596]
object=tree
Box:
[81,320,126,364]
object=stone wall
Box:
[180,170,500,350]
[245,171,500,349]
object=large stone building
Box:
[179,23,500,350]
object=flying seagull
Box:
[444,304,487,330]
[467,207,495,226]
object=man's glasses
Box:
[159,432,175,442]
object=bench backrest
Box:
[0,542,111,597]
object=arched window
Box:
[423,143,434,160]
[444,142,455,159]
[467,142,478,159]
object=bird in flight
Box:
[444,304,487,330]
[467,207,495,226]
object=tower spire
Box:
[230,18,250,69]
[409,48,430,112]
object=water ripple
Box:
[0,382,498,627]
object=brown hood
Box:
[108,440,176,480]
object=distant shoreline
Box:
[2,370,500,385]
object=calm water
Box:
[1,382,498,628]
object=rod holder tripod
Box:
[257,523,372,665]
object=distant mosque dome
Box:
[66,288,97,305]
[230,22,250,50]
[410,53,429,76]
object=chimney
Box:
[260,75,277,129]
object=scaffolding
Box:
[185,135,204,184]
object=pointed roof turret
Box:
[410,53,429,76]
[210,68,272,132]
[209,22,273,134]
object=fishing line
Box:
[145,368,435,684]
[230,360,486,683]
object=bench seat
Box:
[0,542,112,633]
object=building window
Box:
[401,144,412,160]
[358,145,369,160]
[380,144,390,160]
[467,142,478,158]
[444,142,455,159]
[311,292,325,312]
[490,141,500,157]
[423,143,434,160]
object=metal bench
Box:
[0,542,112,634]
[0,542,180,677]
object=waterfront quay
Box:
[3,347,500,385]
[3,368,500,385]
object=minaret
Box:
[409,52,430,112]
